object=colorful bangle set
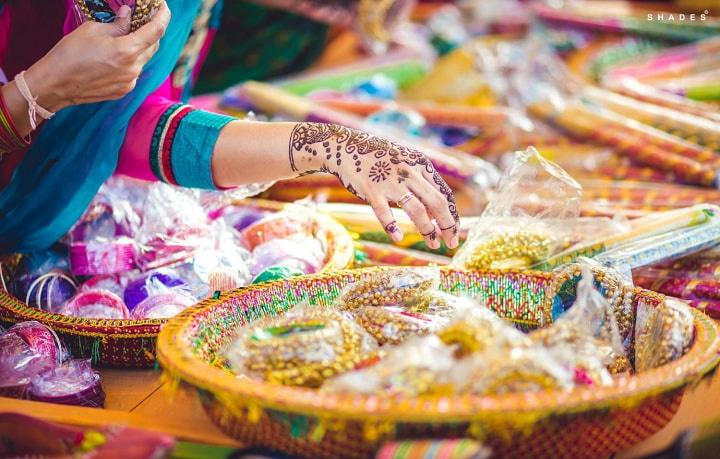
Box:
[0,87,30,156]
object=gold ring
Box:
[397,192,415,207]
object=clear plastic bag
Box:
[437,301,531,358]
[323,335,456,397]
[453,345,575,395]
[28,359,105,408]
[134,183,211,270]
[226,304,379,388]
[635,297,694,372]
[337,268,440,310]
[534,265,631,383]
[452,147,582,270]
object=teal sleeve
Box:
[171,110,234,189]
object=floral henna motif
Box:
[421,228,438,241]
[369,161,391,183]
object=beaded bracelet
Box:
[0,86,31,156]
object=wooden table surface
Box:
[2,363,720,457]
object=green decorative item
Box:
[252,266,304,284]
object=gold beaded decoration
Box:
[461,231,553,270]
[338,268,439,310]
[74,0,161,32]
[635,298,694,373]
[228,308,378,388]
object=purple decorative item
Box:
[227,208,270,232]
[25,270,77,313]
[123,269,187,311]
[131,292,196,319]
[250,237,324,276]
[29,359,105,408]
[62,291,130,319]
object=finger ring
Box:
[396,192,415,208]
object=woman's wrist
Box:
[22,58,69,113]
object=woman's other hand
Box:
[288,123,460,250]
[23,2,171,112]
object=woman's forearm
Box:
[210,120,460,250]
[211,121,320,187]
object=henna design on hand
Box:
[384,221,399,235]
[369,161,391,183]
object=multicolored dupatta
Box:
[0,0,203,253]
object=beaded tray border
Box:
[157,267,720,423]
[0,202,354,367]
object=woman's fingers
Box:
[406,173,459,248]
[397,192,441,250]
[368,195,403,242]
[121,1,171,50]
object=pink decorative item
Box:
[62,291,130,319]
[70,238,137,275]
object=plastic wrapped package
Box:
[551,263,635,354]
[437,302,531,358]
[130,292,196,319]
[72,0,161,31]
[451,147,582,270]
[123,268,190,311]
[593,215,720,270]
[348,291,464,345]
[337,268,440,310]
[454,345,575,395]
[226,305,379,388]
[250,235,325,276]
[323,335,456,397]
[190,220,253,293]
[239,212,318,250]
[635,297,695,372]
[134,184,211,270]
[80,274,131,298]
[532,266,631,384]
[68,177,146,275]
[0,322,63,397]
[28,359,105,408]
[61,290,130,319]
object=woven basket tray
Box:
[0,201,354,368]
[157,267,720,459]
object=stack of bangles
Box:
[0,88,30,156]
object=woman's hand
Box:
[23,2,171,112]
[289,123,460,250]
